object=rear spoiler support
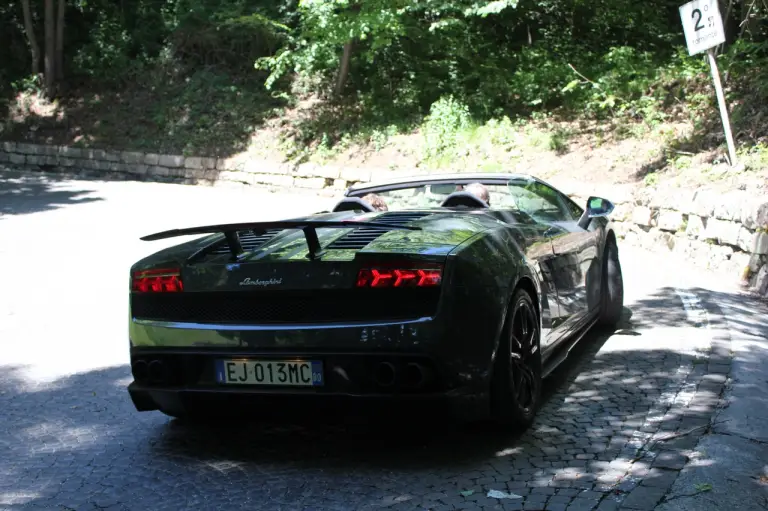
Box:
[302,225,324,260]
[140,220,421,261]
[224,231,244,258]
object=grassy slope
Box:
[2,66,767,196]
[0,67,288,159]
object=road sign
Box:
[678,0,738,167]
[679,0,726,55]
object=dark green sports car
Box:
[127,173,624,429]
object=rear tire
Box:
[489,288,542,431]
[598,237,624,328]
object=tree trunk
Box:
[334,41,354,97]
[55,0,65,80]
[44,0,55,96]
[20,0,41,77]
[719,0,738,51]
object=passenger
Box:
[465,182,491,206]
[362,193,389,212]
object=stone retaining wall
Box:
[2,140,767,296]
[0,141,385,195]
[565,185,768,296]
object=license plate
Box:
[215,359,324,387]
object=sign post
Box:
[679,0,738,167]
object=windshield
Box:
[369,183,520,210]
[353,178,578,223]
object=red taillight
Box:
[131,268,183,293]
[356,267,442,288]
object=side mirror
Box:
[577,196,614,229]
[586,196,614,218]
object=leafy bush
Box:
[422,95,474,160]
[72,12,137,82]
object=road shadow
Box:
[0,168,103,217]
[1,286,764,510]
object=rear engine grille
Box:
[373,211,433,223]
[327,211,432,250]
[326,226,390,249]
[131,288,440,324]
[208,229,283,255]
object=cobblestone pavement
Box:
[0,169,764,511]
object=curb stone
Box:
[647,296,735,511]
[593,291,733,511]
[0,164,341,200]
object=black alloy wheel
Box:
[598,237,624,328]
[490,288,542,430]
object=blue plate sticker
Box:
[311,360,324,386]
[215,360,225,383]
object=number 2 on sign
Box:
[692,8,703,30]
[692,5,715,31]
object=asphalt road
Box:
[1,168,766,511]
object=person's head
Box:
[465,182,490,206]
[362,193,388,212]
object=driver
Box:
[362,193,389,212]
[465,182,490,206]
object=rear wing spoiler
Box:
[140,220,421,261]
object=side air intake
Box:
[327,212,432,250]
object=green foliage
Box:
[168,0,291,70]
[3,64,285,157]
[3,0,768,168]
[643,172,659,187]
[133,68,284,155]
[558,47,677,117]
[740,142,768,170]
[547,126,572,154]
[422,95,474,160]
[0,1,31,93]
[72,11,136,82]
[253,0,718,131]
[1,0,295,88]
[257,0,411,91]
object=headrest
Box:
[440,191,490,209]
[332,197,376,213]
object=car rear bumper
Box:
[128,313,498,388]
[127,381,490,422]
[127,292,507,420]
[126,345,492,422]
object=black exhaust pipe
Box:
[148,360,165,383]
[403,362,430,388]
[132,360,149,382]
[374,362,396,387]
